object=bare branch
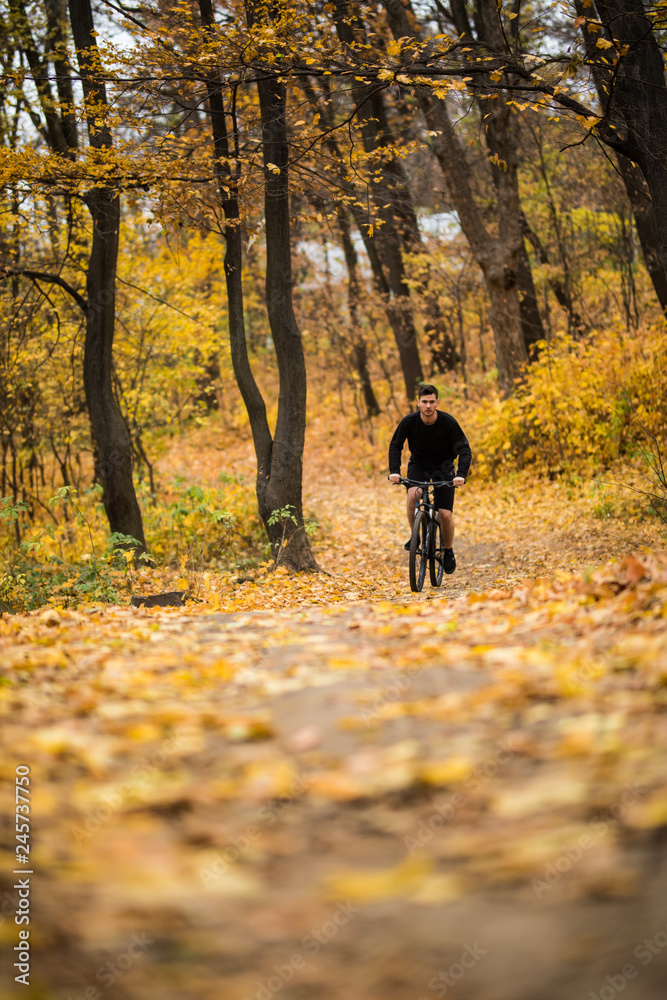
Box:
[0,268,88,311]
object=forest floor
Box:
[2,417,667,1000]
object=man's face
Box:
[418,393,438,418]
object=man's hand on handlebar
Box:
[388,474,465,487]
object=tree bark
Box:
[44,0,78,152]
[579,0,667,279]
[336,205,381,418]
[615,155,667,312]
[418,95,527,393]
[68,0,147,552]
[253,67,319,569]
[516,241,546,352]
[332,2,426,399]
[485,104,546,355]
[520,215,584,333]
[575,1,667,312]
[9,0,73,155]
[382,0,528,394]
[201,0,318,571]
[301,75,428,398]
[198,0,272,482]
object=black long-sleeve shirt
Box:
[388,411,472,479]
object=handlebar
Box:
[390,477,456,488]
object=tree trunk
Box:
[574,1,667,312]
[68,0,147,551]
[253,68,319,570]
[9,0,72,155]
[419,96,527,394]
[482,99,546,354]
[520,214,584,333]
[382,0,528,394]
[198,0,272,478]
[385,0,541,361]
[44,0,78,152]
[82,189,146,549]
[301,75,433,398]
[579,0,667,276]
[336,205,381,418]
[615,159,667,313]
[473,0,546,355]
[516,241,546,352]
[199,0,316,570]
[332,2,425,400]
[485,263,527,390]
[422,287,460,374]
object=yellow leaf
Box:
[327,655,360,670]
[419,756,474,786]
[623,790,667,830]
[225,716,275,743]
[412,873,467,904]
[241,758,297,799]
[325,856,433,903]
[306,771,368,800]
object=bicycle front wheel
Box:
[429,516,444,587]
[409,510,430,592]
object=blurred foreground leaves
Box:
[1,543,667,998]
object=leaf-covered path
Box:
[2,524,667,999]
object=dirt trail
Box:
[2,531,667,1000]
[3,426,667,1000]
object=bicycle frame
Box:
[398,477,455,592]
[401,478,453,521]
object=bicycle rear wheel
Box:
[409,511,430,592]
[429,517,444,587]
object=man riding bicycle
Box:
[388,384,472,574]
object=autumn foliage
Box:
[3,4,667,995]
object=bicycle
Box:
[395,478,455,592]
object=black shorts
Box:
[405,461,456,511]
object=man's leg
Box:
[407,487,422,530]
[439,508,455,548]
[438,507,456,573]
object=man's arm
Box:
[451,418,472,480]
[388,416,409,477]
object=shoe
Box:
[404,539,411,551]
[444,548,456,574]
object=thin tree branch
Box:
[0,268,88,311]
[116,274,203,322]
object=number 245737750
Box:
[15,766,30,866]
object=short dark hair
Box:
[418,384,439,399]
